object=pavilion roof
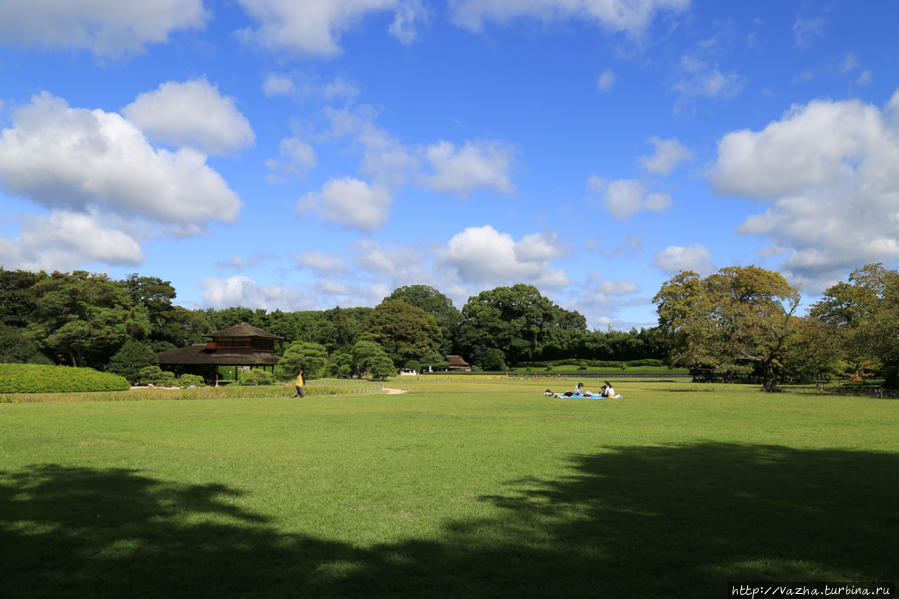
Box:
[206,322,283,340]
[158,344,279,366]
[440,355,470,367]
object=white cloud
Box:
[328,105,420,187]
[262,73,295,97]
[673,55,744,110]
[515,232,568,261]
[214,252,275,271]
[0,92,241,226]
[589,177,672,220]
[352,239,422,274]
[593,278,639,295]
[202,276,313,311]
[296,251,347,273]
[424,140,515,196]
[449,0,689,34]
[857,70,872,86]
[297,177,392,232]
[793,15,825,48]
[122,79,255,155]
[388,0,427,44]
[639,137,692,175]
[597,68,617,93]
[653,244,714,275]
[0,0,206,57]
[266,137,317,181]
[439,225,570,287]
[563,276,649,329]
[840,53,860,73]
[236,0,404,56]
[0,211,144,271]
[329,106,517,198]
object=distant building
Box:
[158,322,282,384]
[437,355,471,372]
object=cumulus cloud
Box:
[327,106,518,202]
[597,68,617,93]
[710,92,899,290]
[297,177,392,232]
[423,140,515,196]
[439,225,570,287]
[388,0,427,44]
[0,92,241,226]
[562,275,648,329]
[122,79,255,155]
[653,244,714,275]
[588,176,672,220]
[587,274,639,295]
[296,251,347,273]
[0,0,206,57]
[215,252,275,271]
[673,55,744,110]
[237,0,411,56]
[328,105,420,187]
[449,0,689,34]
[202,276,313,311]
[262,73,295,97]
[0,211,144,271]
[640,136,692,175]
[266,137,317,181]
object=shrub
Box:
[137,366,178,387]
[480,348,507,371]
[178,374,205,388]
[239,370,273,386]
[326,352,353,379]
[275,341,328,381]
[0,363,130,393]
[368,354,396,380]
[107,340,158,384]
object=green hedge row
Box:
[518,358,667,369]
[0,363,130,393]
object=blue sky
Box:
[1,0,897,329]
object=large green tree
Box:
[456,284,587,367]
[27,271,151,368]
[811,263,899,387]
[386,285,460,351]
[653,266,801,391]
[365,299,443,367]
[275,341,328,380]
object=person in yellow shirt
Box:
[291,370,305,398]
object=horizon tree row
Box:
[4,264,896,388]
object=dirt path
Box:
[382,387,407,395]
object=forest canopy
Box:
[2,264,897,389]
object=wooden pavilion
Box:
[157,322,282,384]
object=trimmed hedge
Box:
[0,363,130,394]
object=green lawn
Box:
[1,378,896,598]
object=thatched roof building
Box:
[158,323,283,374]
[438,355,471,371]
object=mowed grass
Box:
[1,378,896,598]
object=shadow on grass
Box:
[2,444,896,598]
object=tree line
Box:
[0,270,665,376]
[2,263,896,390]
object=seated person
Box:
[602,381,617,398]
